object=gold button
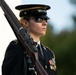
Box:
[35,71,37,75]
[45,65,47,69]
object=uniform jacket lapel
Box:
[38,51,44,61]
[42,45,49,64]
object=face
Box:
[26,17,48,37]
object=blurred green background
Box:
[41,0,76,75]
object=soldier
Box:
[2,4,57,75]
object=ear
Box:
[21,20,28,28]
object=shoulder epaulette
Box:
[42,44,56,59]
[13,39,18,44]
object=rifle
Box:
[0,0,48,75]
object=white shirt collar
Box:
[37,41,40,45]
[34,40,40,47]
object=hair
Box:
[19,16,30,23]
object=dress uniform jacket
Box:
[2,40,57,75]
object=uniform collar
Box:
[34,40,40,47]
[37,41,40,45]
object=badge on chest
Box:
[49,58,56,71]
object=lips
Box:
[42,28,46,31]
[42,27,46,29]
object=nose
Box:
[42,20,48,26]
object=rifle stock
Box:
[0,0,48,75]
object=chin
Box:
[40,33,46,36]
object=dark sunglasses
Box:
[30,17,49,23]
